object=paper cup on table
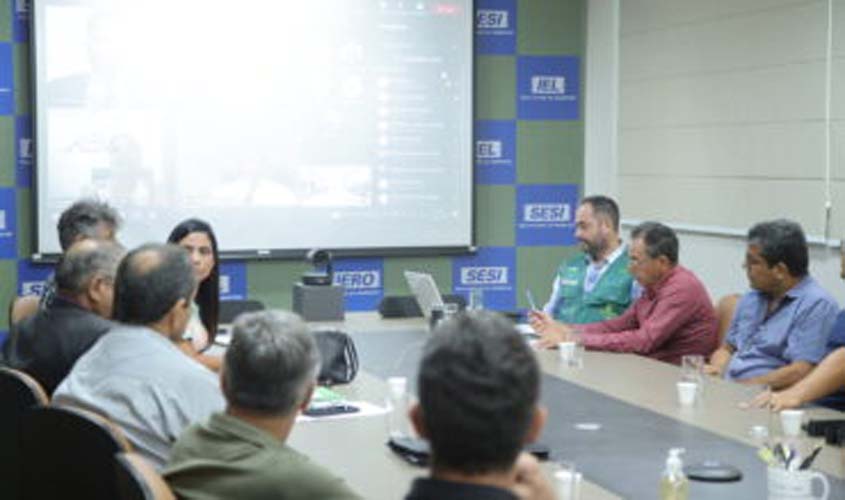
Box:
[780,409,805,437]
[677,381,698,407]
[558,342,576,363]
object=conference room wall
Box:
[0,1,588,343]
[586,0,845,308]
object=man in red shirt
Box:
[530,222,717,365]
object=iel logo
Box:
[531,76,566,95]
[476,140,502,159]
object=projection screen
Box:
[32,0,474,257]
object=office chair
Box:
[19,405,132,500]
[115,452,176,500]
[0,367,49,500]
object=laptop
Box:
[403,271,446,319]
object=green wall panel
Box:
[246,260,310,311]
[0,1,10,42]
[14,43,29,114]
[0,116,13,186]
[17,187,31,258]
[475,56,515,120]
[517,121,584,185]
[474,184,515,247]
[518,0,585,55]
[0,259,16,328]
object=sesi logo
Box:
[476,10,509,29]
[523,203,570,223]
[460,266,508,285]
[21,280,46,296]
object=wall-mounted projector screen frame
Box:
[30,0,476,261]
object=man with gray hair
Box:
[164,310,361,500]
[54,243,224,469]
[3,239,123,394]
[706,220,838,389]
[37,198,122,309]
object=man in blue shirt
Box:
[755,240,845,410]
[706,220,838,390]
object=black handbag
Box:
[312,329,359,385]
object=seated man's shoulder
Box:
[267,446,362,499]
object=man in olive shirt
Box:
[164,310,361,500]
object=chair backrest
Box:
[19,405,132,500]
[0,368,49,500]
[219,299,265,324]
[715,293,741,345]
[115,452,176,500]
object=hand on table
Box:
[702,363,722,377]
[749,389,802,412]
[528,311,576,349]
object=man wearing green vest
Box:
[542,195,639,324]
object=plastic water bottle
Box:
[660,448,689,500]
[386,377,411,439]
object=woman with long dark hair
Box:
[167,218,221,371]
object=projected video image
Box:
[35,0,473,253]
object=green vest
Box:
[552,251,635,324]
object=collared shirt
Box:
[405,477,517,500]
[4,296,114,394]
[543,244,641,314]
[164,412,362,500]
[724,276,838,381]
[53,324,224,469]
[578,266,718,365]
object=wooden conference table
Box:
[283,313,845,499]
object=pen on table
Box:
[798,444,823,470]
[525,289,538,311]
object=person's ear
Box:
[409,402,428,439]
[523,405,548,444]
[774,262,789,281]
[86,275,106,303]
[298,381,316,411]
[166,298,189,339]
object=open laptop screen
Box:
[403,271,445,319]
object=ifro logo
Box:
[334,270,381,290]
[476,10,509,29]
[531,76,566,95]
[21,281,46,296]
[476,140,502,160]
[460,266,508,286]
[523,203,571,223]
